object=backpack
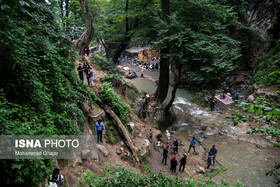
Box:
[116,148,121,155]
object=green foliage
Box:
[0,0,98,185]
[91,53,119,74]
[191,90,213,107]
[101,74,123,87]
[104,120,121,144]
[100,82,131,123]
[254,39,280,87]
[0,159,52,185]
[125,83,141,102]
[101,74,141,101]
[247,127,280,138]
[78,165,243,186]
[225,0,248,20]
[154,1,241,89]
[221,97,280,143]
[92,0,158,56]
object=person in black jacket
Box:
[173,139,179,154]
[162,146,169,165]
[179,153,187,172]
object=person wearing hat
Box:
[179,153,187,172]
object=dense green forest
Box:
[0,0,279,186]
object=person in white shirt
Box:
[49,168,63,187]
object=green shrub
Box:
[78,165,240,186]
[125,83,141,102]
[0,0,100,185]
[91,53,119,74]
[101,74,123,87]
[254,39,280,87]
[104,120,121,144]
[100,82,131,123]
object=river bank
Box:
[123,73,280,187]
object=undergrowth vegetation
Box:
[100,82,131,123]
[90,53,119,74]
[254,39,280,87]
[78,164,241,186]
[104,119,122,145]
[0,0,98,185]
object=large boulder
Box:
[235,74,246,84]
[255,89,280,104]
[52,159,60,169]
[68,158,82,168]
[225,76,234,85]
[247,95,255,103]
[127,122,135,136]
[132,98,145,116]
[155,110,166,123]
[81,149,98,160]
[97,144,109,157]
[139,139,150,156]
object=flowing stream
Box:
[128,77,280,187]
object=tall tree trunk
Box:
[101,39,112,59]
[154,0,170,103]
[102,105,140,164]
[72,0,94,57]
[164,64,182,112]
[112,0,130,64]
[112,35,131,64]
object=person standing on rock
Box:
[170,156,178,173]
[210,145,217,165]
[173,139,179,154]
[162,146,169,165]
[188,137,196,153]
[179,153,187,172]
[95,119,105,143]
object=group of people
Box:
[77,63,94,88]
[162,145,188,173]
[118,55,131,65]
[118,54,160,70]
[136,61,159,71]
[219,89,240,101]
[162,136,218,173]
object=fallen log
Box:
[101,104,140,164]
